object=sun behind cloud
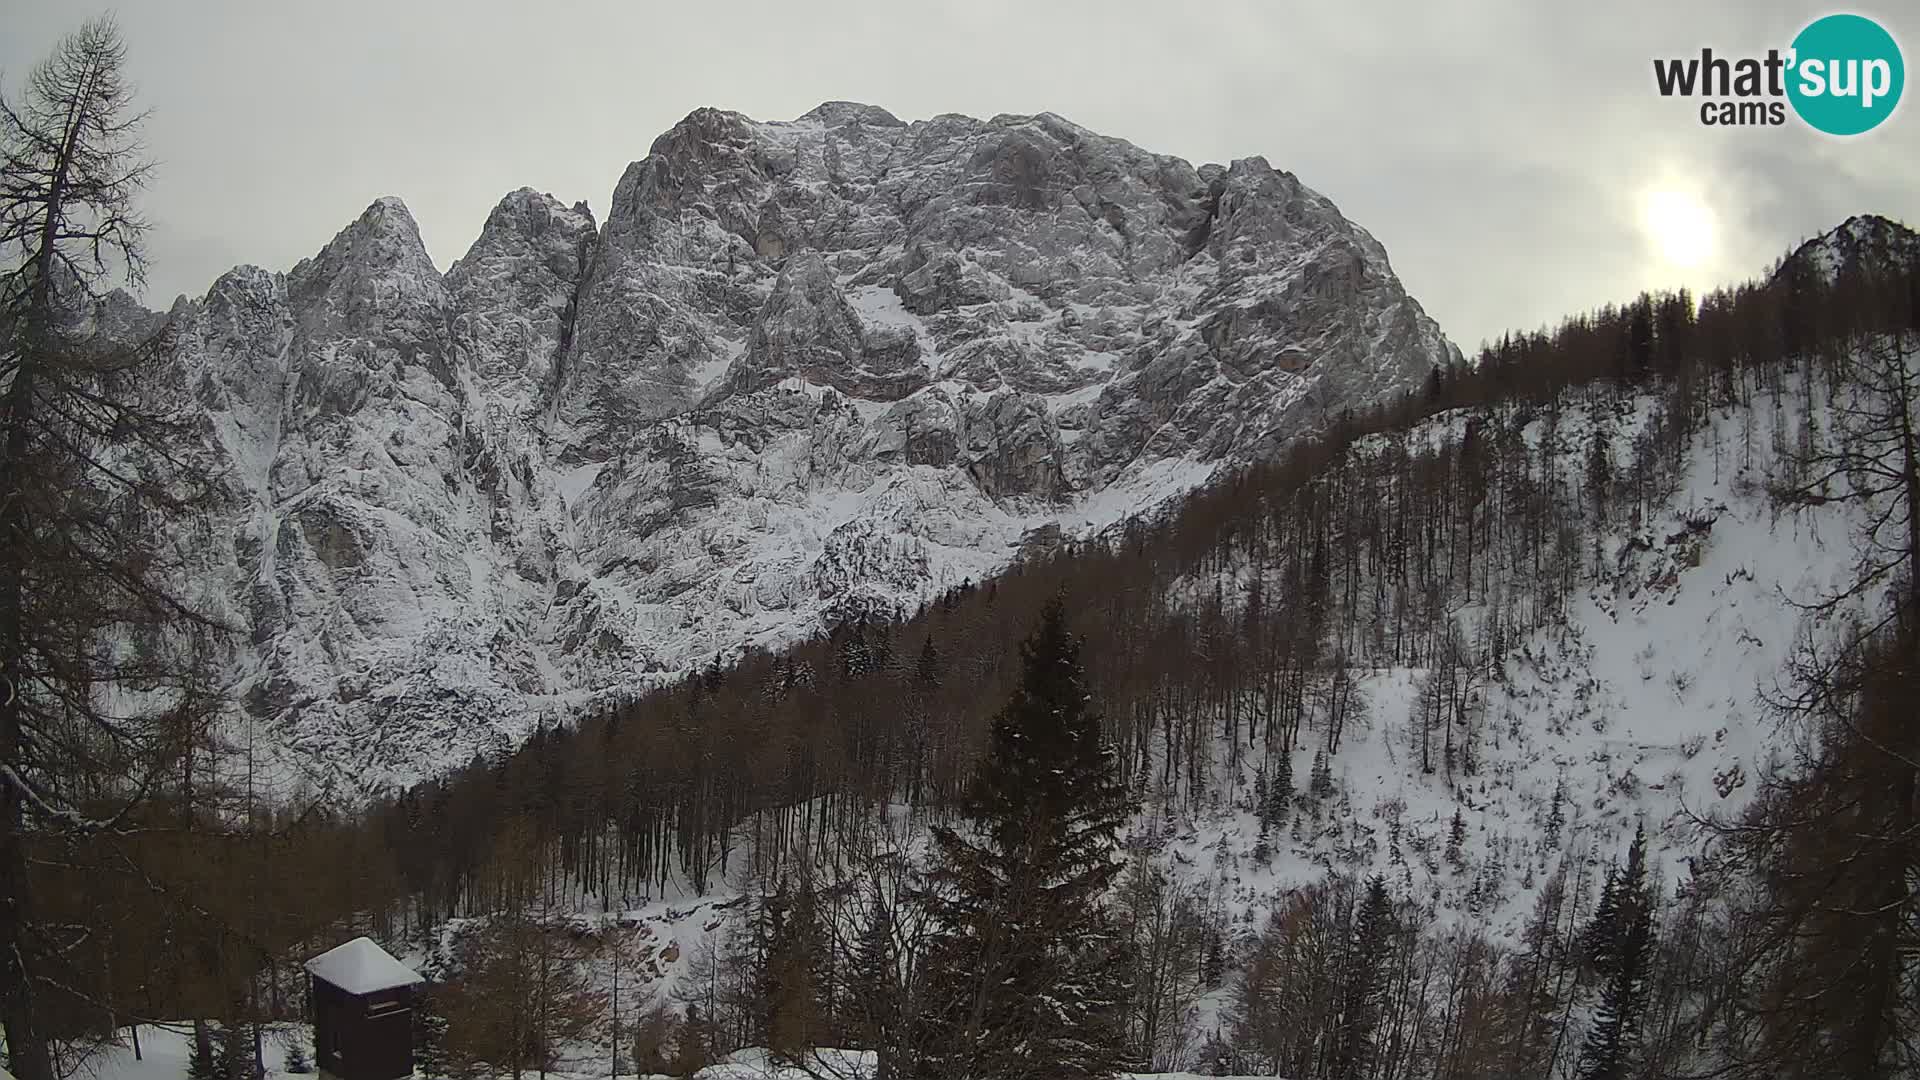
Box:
[1640,187,1718,271]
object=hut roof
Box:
[305,936,424,995]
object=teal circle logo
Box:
[1787,14,1904,135]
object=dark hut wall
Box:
[310,978,416,1080]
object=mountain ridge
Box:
[134,102,1460,794]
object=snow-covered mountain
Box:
[144,103,1458,793]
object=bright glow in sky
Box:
[1641,188,1719,270]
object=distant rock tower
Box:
[305,937,425,1080]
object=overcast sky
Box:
[3,0,1916,349]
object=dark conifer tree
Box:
[1545,775,1567,848]
[759,881,824,1063]
[914,596,1134,1080]
[214,1020,256,1080]
[1268,750,1294,827]
[1331,876,1395,1080]
[914,634,941,687]
[1309,748,1335,801]
[1582,864,1623,974]
[851,889,896,1058]
[1578,826,1653,1080]
[1586,429,1613,525]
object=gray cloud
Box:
[2,0,1915,349]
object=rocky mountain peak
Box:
[1781,213,1919,284]
[290,196,438,297]
[447,188,598,416]
[139,104,1459,794]
[797,100,907,128]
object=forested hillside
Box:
[23,211,1917,1080]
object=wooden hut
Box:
[305,937,425,1080]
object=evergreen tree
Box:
[1581,862,1623,975]
[1309,748,1335,801]
[915,633,941,687]
[1269,749,1294,825]
[851,888,897,1061]
[1330,876,1395,1080]
[914,596,1134,1080]
[1544,775,1567,848]
[1586,429,1613,524]
[1577,826,1653,1080]
[761,878,825,1062]
[214,1021,256,1080]
[671,1005,712,1078]
[1227,907,1285,1073]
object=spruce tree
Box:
[1582,864,1624,976]
[851,889,897,1067]
[1544,775,1567,848]
[214,1021,255,1080]
[1577,826,1653,1080]
[671,1005,711,1078]
[1309,748,1335,801]
[914,596,1134,1080]
[1269,749,1294,825]
[1331,876,1395,1080]
[761,879,824,1062]
[1586,428,1613,524]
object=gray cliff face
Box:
[145,104,1458,793]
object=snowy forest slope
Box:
[309,216,1920,1079]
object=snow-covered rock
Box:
[142,104,1458,794]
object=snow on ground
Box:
[845,284,943,370]
[557,462,608,508]
[67,1025,307,1080]
[69,1029,1281,1080]
[1072,457,1220,534]
[1156,384,1873,965]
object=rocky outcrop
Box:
[142,104,1459,794]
